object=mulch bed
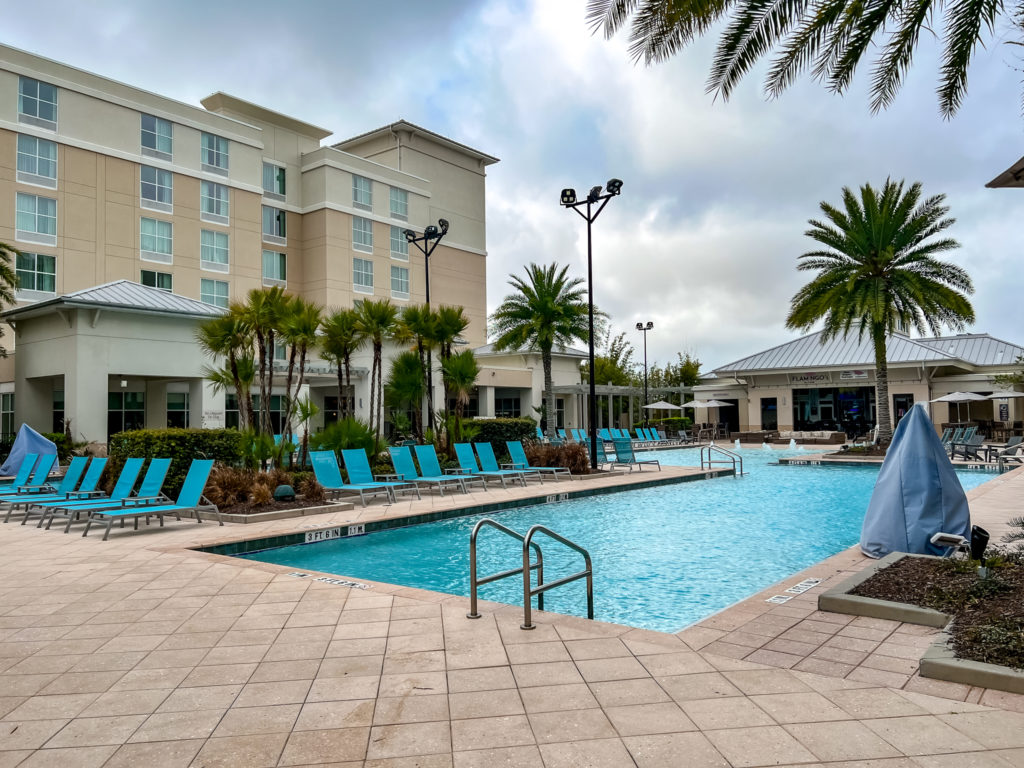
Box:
[218,498,334,516]
[852,555,1024,670]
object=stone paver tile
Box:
[372,694,449,725]
[519,683,599,714]
[677,626,728,651]
[450,714,534,752]
[702,640,756,660]
[706,724,818,767]
[448,689,524,719]
[793,657,857,679]
[332,622,390,640]
[895,690,989,715]
[45,713,147,747]
[826,688,930,719]
[681,696,776,730]
[212,702,300,737]
[903,675,974,701]
[447,666,515,693]
[937,711,1024,750]
[0,675,59,697]
[102,738,204,768]
[657,672,744,702]
[511,662,583,688]
[234,679,312,707]
[913,755,1020,768]
[367,721,452,759]
[189,732,288,768]
[135,648,207,669]
[563,638,630,660]
[156,684,241,713]
[785,720,904,761]
[378,671,447,698]
[0,752,39,768]
[38,670,125,695]
[70,652,148,673]
[180,663,257,688]
[326,637,388,658]
[605,701,697,736]
[504,642,571,665]
[318,655,385,678]
[723,669,812,696]
[110,667,190,692]
[527,708,616,743]
[249,659,321,683]
[979,691,1024,714]
[306,675,381,702]
[745,648,804,668]
[575,656,650,683]
[540,737,637,768]
[13,744,117,768]
[589,678,671,708]
[0,698,26,719]
[293,700,375,731]
[0,718,68,750]
[624,732,729,768]
[864,715,987,756]
[128,708,225,742]
[638,651,716,677]
[751,691,851,723]
[1,693,99,720]
[278,726,371,765]
[861,653,920,675]
[200,644,269,666]
[452,744,543,768]
[262,641,328,662]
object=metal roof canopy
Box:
[552,383,694,396]
[2,280,226,322]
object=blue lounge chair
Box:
[454,443,525,489]
[81,460,221,540]
[310,450,392,507]
[598,428,611,441]
[34,458,170,526]
[41,458,146,532]
[557,429,568,440]
[2,454,57,496]
[535,426,544,440]
[342,449,421,502]
[476,441,543,484]
[0,453,41,490]
[611,438,660,471]
[2,456,89,523]
[25,458,109,526]
[506,441,570,479]
[388,446,465,496]
[1,455,83,502]
[413,444,488,493]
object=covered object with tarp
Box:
[860,403,970,558]
[0,424,56,476]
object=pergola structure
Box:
[551,383,694,430]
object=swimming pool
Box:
[238,448,995,633]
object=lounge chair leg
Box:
[158,514,164,528]
[102,517,114,541]
[82,517,94,537]
[65,514,75,534]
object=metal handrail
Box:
[467,518,544,619]
[521,524,593,630]
[700,444,744,476]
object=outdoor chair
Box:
[611,438,660,471]
[678,430,698,444]
[988,435,1024,462]
[453,443,526,489]
[388,446,466,497]
[598,428,611,441]
[342,449,421,503]
[0,453,42,491]
[952,434,986,461]
[505,440,571,479]
[535,426,544,441]
[25,458,108,527]
[81,460,221,541]
[2,456,90,524]
[413,444,488,493]
[0,454,57,500]
[938,428,953,445]
[310,450,392,507]
[41,458,146,532]
[476,441,543,484]
[557,429,568,440]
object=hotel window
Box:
[52,390,64,434]
[390,226,409,260]
[141,269,172,292]
[352,216,373,253]
[16,252,56,297]
[262,162,285,200]
[200,181,230,224]
[262,250,286,286]
[389,187,408,220]
[140,217,173,263]
[167,392,190,428]
[18,77,57,130]
[200,132,229,174]
[140,166,173,212]
[0,393,14,438]
[200,230,229,272]
[108,391,145,438]
[15,193,57,246]
[390,265,410,300]
[16,135,57,188]
[353,257,373,293]
[353,175,372,210]
[200,278,229,308]
[140,114,173,160]
[262,205,286,245]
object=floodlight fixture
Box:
[587,185,603,203]
[403,229,416,243]
[560,188,577,206]
[439,218,449,235]
[424,225,438,238]
[606,178,623,195]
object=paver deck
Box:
[0,462,1022,767]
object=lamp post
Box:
[403,218,449,434]
[636,321,653,427]
[560,179,623,470]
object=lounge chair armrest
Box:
[444,468,471,475]
[121,496,164,507]
[376,473,402,481]
[65,489,103,499]
[501,462,527,470]
[17,484,54,493]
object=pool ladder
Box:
[466,518,594,630]
[700,444,745,476]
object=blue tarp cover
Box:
[0,424,57,476]
[860,403,970,558]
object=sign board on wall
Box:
[839,370,869,380]
[789,373,830,385]
[1000,403,1010,421]
[203,410,225,428]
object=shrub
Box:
[107,428,245,496]
[524,442,591,475]
[310,418,383,460]
[250,483,273,506]
[632,416,692,432]
[42,432,73,463]
[298,475,326,503]
[205,465,255,508]
[465,418,536,460]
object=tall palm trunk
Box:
[343,359,353,420]
[265,330,276,434]
[282,345,297,439]
[227,351,247,431]
[872,324,892,444]
[543,346,555,439]
[255,329,269,434]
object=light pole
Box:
[404,218,449,434]
[636,321,653,427]
[560,179,623,470]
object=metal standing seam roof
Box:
[915,334,1024,367]
[713,330,958,374]
[474,343,589,358]
[2,280,226,320]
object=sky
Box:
[3,0,1023,373]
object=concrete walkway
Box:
[0,465,1022,767]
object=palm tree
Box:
[441,349,480,444]
[320,309,366,421]
[385,350,426,438]
[357,299,399,442]
[0,242,22,357]
[434,305,470,411]
[277,296,322,440]
[240,286,287,434]
[398,305,438,432]
[586,0,1020,117]
[786,180,975,444]
[196,309,254,430]
[490,263,595,439]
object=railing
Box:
[700,444,744,476]
[466,518,594,630]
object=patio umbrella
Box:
[642,400,681,410]
[988,391,1024,399]
[929,392,986,422]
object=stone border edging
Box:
[921,626,1024,694]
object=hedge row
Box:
[107,428,245,496]
[464,417,536,460]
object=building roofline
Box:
[200,92,333,141]
[333,120,500,165]
[986,155,1024,188]
[2,280,225,322]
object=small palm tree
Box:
[357,299,399,442]
[786,180,975,444]
[385,350,426,439]
[434,305,470,412]
[277,296,322,440]
[441,349,480,445]
[0,242,22,357]
[490,263,595,438]
[398,305,438,432]
[196,308,255,430]
[240,286,288,434]
[320,308,366,421]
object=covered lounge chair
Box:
[506,440,571,479]
[611,438,660,471]
[414,444,488,492]
[454,443,526,489]
[310,450,392,507]
[476,441,542,484]
[388,445,466,496]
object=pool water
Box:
[239,448,995,633]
